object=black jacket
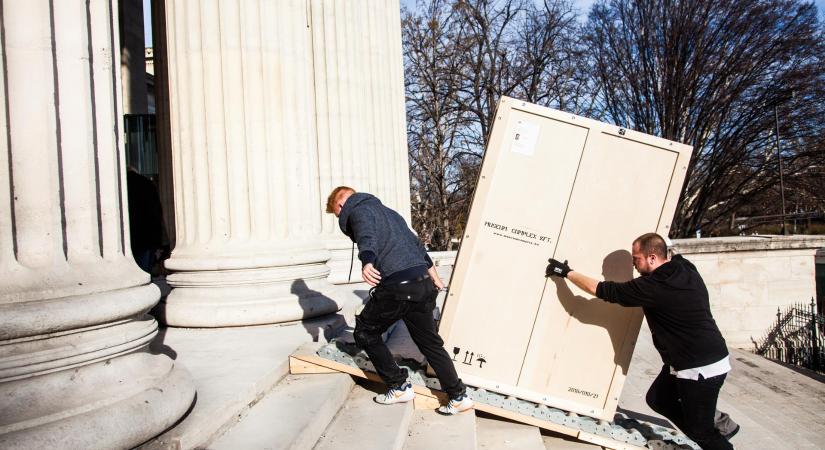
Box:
[596,254,728,370]
[338,193,430,279]
[127,170,164,251]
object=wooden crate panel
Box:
[440,108,589,386]
[439,97,691,420]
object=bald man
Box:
[546,233,736,449]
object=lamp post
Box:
[774,105,789,235]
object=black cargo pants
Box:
[353,277,466,399]
[646,365,733,450]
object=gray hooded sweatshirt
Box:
[338,192,430,279]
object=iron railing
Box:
[753,298,825,373]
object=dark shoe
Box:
[723,424,740,440]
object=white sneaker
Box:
[374,381,415,405]
[436,394,474,415]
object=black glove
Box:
[545,258,571,278]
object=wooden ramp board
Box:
[289,343,697,450]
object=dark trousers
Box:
[132,247,156,273]
[646,365,733,450]
[353,278,466,399]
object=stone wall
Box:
[431,235,825,349]
[671,236,825,348]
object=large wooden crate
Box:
[438,97,692,421]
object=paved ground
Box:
[147,281,825,449]
[614,324,825,450]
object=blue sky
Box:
[399,0,825,19]
[144,0,824,47]
[143,0,152,46]
[399,0,595,15]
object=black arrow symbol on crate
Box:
[463,352,474,365]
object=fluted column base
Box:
[324,238,361,284]
[161,244,343,327]
[0,285,196,448]
[0,351,194,449]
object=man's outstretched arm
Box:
[567,271,598,296]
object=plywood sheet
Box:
[438,97,691,420]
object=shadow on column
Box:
[147,276,177,359]
[292,279,349,342]
[149,326,178,360]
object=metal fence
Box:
[753,298,825,373]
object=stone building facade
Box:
[0,0,409,446]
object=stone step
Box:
[139,326,325,450]
[403,408,477,450]
[314,380,414,450]
[209,373,354,450]
[476,412,544,450]
[139,287,365,450]
[541,431,605,449]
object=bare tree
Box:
[404,0,590,249]
[453,0,593,149]
[585,0,825,237]
[404,0,476,250]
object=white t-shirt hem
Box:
[670,355,731,380]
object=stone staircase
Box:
[134,274,825,449]
[208,373,558,450]
[203,317,582,450]
[209,373,355,450]
[133,292,825,450]
[314,380,414,450]
[138,285,600,450]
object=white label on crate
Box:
[511,120,540,156]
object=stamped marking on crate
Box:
[483,220,552,247]
[568,386,601,399]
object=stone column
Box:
[0,1,194,447]
[311,0,412,283]
[160,0,342,326]
[151,0,176,250]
